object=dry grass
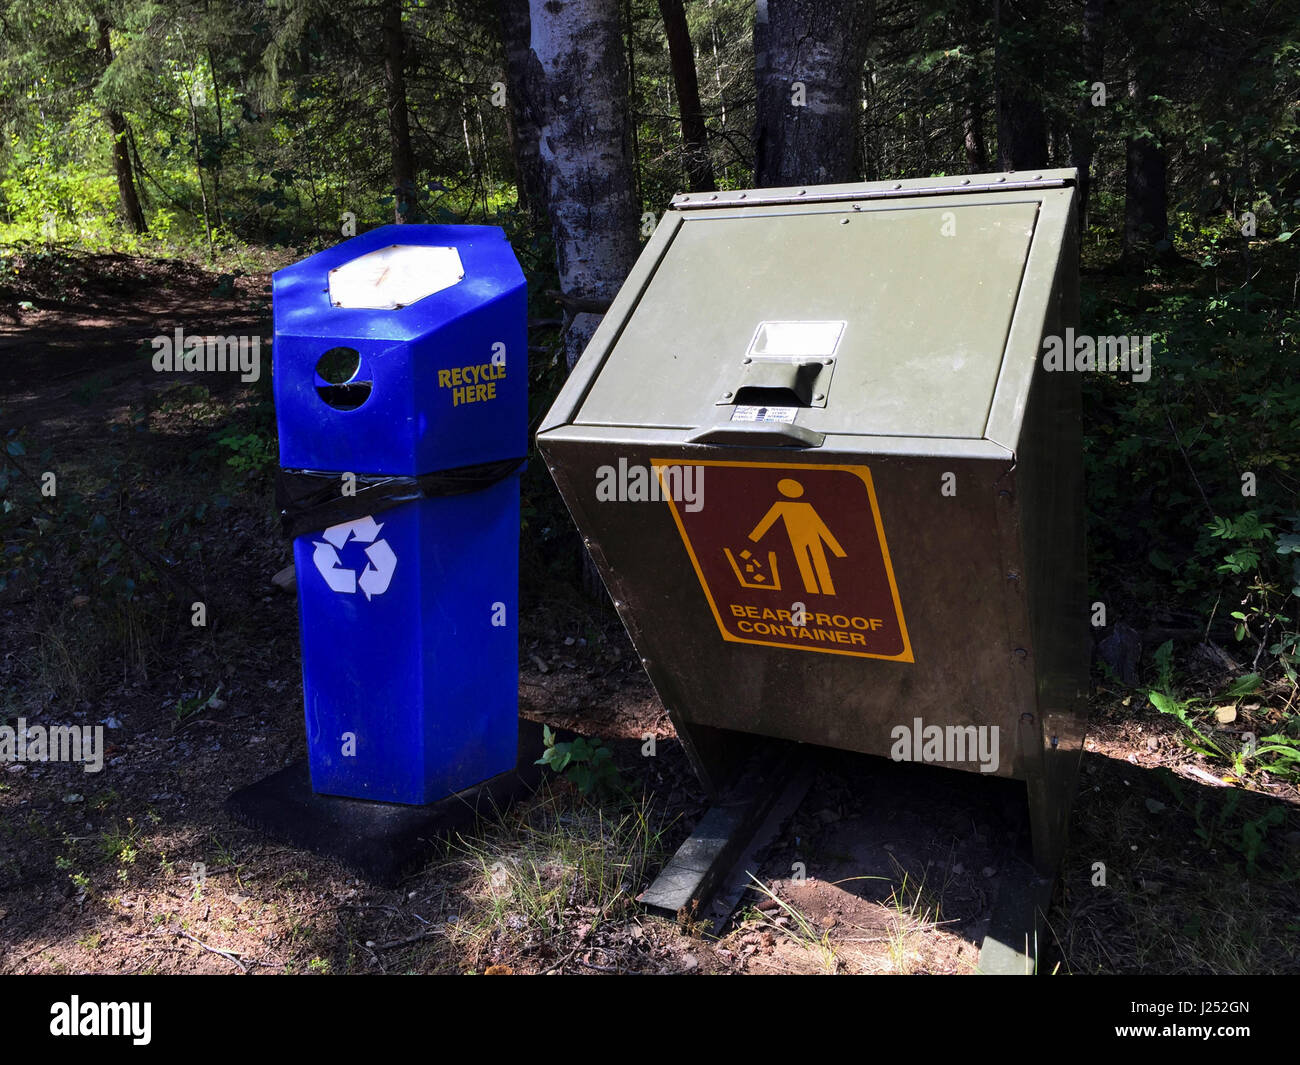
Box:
[436,782,674,970]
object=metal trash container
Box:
[272,224,526,804]
[537,171,1086,872]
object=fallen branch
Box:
[1,940,59,974]
[172,927,247,973]
[373,927,444,950]
[543,946,580,975]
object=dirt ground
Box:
[1,250,1297,976]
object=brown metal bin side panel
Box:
[536,437,1037,781]
[1011,203,1089,872]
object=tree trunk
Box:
[1071,0,1105,230]
[498,0,548,219]
[625,0,641,205]
[658,0,714,192]
[381,0,416,223]
[127,126,149,212]
[961,0,988,172]
[107,110,147,235]
[529,0,640,370]
[207,47,225,229]
[711,18,729,184]
[529,0,641,599]
[96,19,147,234]
[184,75,214,256]
[963,100,987,172]
[994,0,1047,171]
[1124,64,1169,259]
[753,0,872,187]
[1048,115,1065,166]
[1124,136,1168,251]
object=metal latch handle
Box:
[685,422,825,448]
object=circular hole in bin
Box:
[314,346,372,411]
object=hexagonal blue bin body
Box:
[290,480,520,804]
[272,225,525,804]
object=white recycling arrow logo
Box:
[311,514,397,600]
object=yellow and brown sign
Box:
[655,461,912,661]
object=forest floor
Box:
[0,247,1297,976]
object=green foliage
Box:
[1146,688,1224,761]
[206,369,278,484]
[0,421,238,701]
[1207,511,1273,575]
[1158,769,1289,877]
[534,725,623,799]
[173,686,222,726]
[1083,266,1300,685]
[1,429,147,604]
[1200,794,1287,876]
[1148,640,1300,783]
[214,428,276,476]
[0,107,122,246]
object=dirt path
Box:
[0,249,271,430]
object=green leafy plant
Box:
[1149,640,1300,782]
[174,686,222,726]
[214,429,276,476]
[1160,770,1289,876]
[1198,795,1286,877]
[1148,688,1226,760]
[534,725,622,798]
[1207,511,1275,576]
[1209,517,1300,682]
[1148,639,1228,759]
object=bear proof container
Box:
[273,225,526,804]
[537,171,1087,872]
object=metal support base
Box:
[639,745,807,924]
[224,720,546,886]
[977,862,1057,975]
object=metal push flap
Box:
[718,356,835,407]
[692,319,842,446]
[715,320,843,409]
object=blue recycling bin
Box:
[271,225,526,804]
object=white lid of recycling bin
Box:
[328,243,465,310]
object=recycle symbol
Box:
[311,515,397,600]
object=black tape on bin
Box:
[276,458,525,540]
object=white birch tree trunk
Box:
[528,0,640,370]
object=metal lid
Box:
[571,174,1066,441]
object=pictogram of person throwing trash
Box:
[747,478,846,595]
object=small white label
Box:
[731,405,798,424]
